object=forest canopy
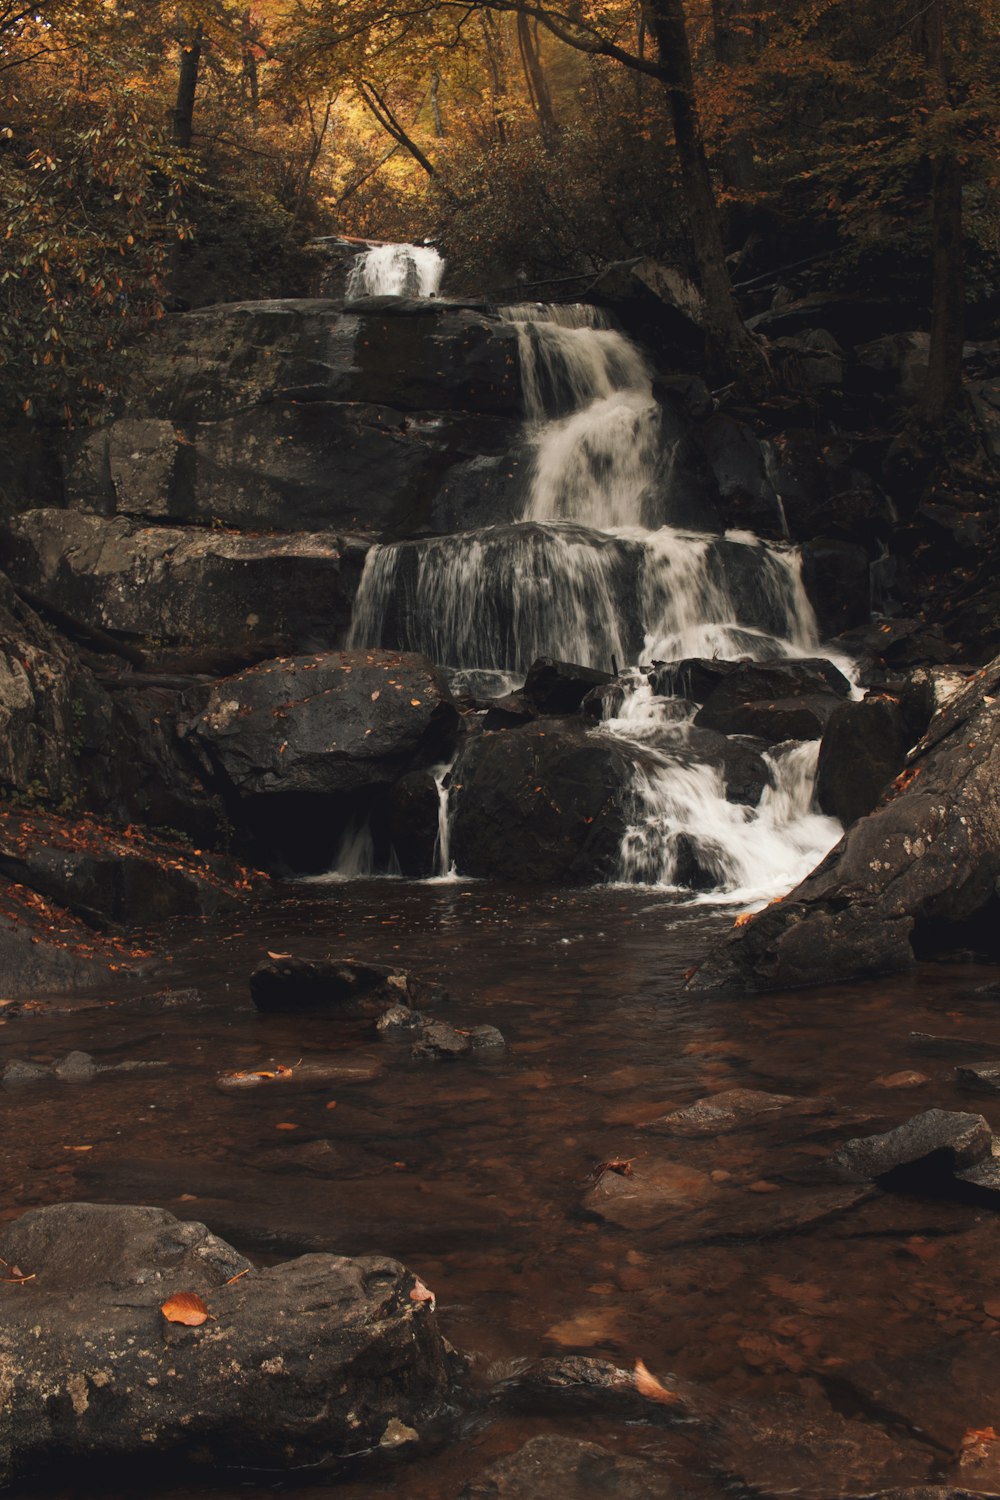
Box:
[2,0,999,416]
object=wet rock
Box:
[216,1058,379,1092]
[492,1354,696,1422]
[376,1003,427,1034]
[461,1434,667,1500]
[799,536,873,636]
[687,655,1000,991]
[51,1050,98,1084]
[0,1202,456,1484]
[641,1087,804,1136]
[648,658,737,704]
[713,1389,913,1497]
[384,768,443,877]
[693,658,850,741]
[830,1109,993,1184]
[411,1020,472,1061]
[1,1060,49,1088]
[873,1070,931,1089]
[250,956,445,1015]
[956,1064,1000,1094]
[583,1155,715,1231]
[184,649,458,868]
[833,1336,1000,1457]
[668,831,724,890]
[450,723,644,884]
[4,509,367,661]
[855,331,931,403]
[0,876,134,998]
[521,657,615,716]
[468,1025,506,1051]
[482,693,538,730]
[816,694,912,826]
[256,1139,387,1177]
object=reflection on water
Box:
[7,882,1000,1497]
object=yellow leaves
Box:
[160,1291,213,1326]
[633,1359,681,1405]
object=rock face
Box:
[184,648,458,868]
[688,657,1000,992]
[693,658,851,742]
[450,723,642,883]
[63,298,526,536]
[0,1203,457,1484]
[816,693,912,825]
[4,510,367,661]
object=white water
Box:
[344,294,849,899]
[346,242,444,300]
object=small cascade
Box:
[501,303,661,529]
[342,291,851,899]
[346,242,445,299]
[430,761,456,880]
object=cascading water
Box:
[345,293,850,900]
[346,242,445,300]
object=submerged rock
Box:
[0,1203,456,1484]
[687,655,1000,991]
[641,1087,804,1136]
[461,1434,666,1500]
[250,956,446,1015]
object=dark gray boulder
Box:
[449,723,642,883]
[0,1203,457,1484]
[693,658,851,743]
[687,654,1000,991]
[185,649,457,800]
[816,693,912,825]
[830,1109,993,1183]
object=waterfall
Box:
[346,242,444,299]
[500,304,661,529]
[343,293,850,899]
[429,760,457,880]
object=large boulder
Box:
[3,510,367,660]
[183,649,458,868]
[693,657,851,742]
[449,723,642,883]
[688,654,1000,991]
[0,1203,457,1483]
[816,693,912,826]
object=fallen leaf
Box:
[371,690,380,701]
[410,699,422,706]
[634,1358,681,1405]
[410,1277,436,1310]
[266,951,291,960]
[63,1145,93,1152]
[275,1121,299,1130]
[224,1269,250,1287]
[963,1426,1000,1448]
[733,911,754,928]
[161,1291,212,1326]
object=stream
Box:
[7,883,1000,1496]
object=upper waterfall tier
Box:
[500,303,661,530]
[346,243,445,300]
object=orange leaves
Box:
[161,1291,213,1326]
[409,1277,436,1311]
[0,1256,34,1285]
[733,911,754,928]
[963,1426,1000,1449]
[590,1158,634,1184]
[633,1359,681,1406]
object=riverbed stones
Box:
[956,1064,1000,1094]
[687,654,1000,990]
[641,1087,802,1136]
[0,1202,457,1484]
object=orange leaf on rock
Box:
[410,1277,436,1310]
[634,1358,681,1405]
[266,951,291,960]
[963,1426,1000,1448]
[161,1291,211,1326]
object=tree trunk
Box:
[517,10,557,144]
[918,0,964,424]
[710,0,756,190]
[171,21,202,148]
[643,0,769,386]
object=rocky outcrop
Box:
[0,1203,457,1484]
[693,658,851,742]
[816,693,912,826]
[688,657,1000,991]
[64,298,526,538]
[449,722,642,883]
[3,510,368,661]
